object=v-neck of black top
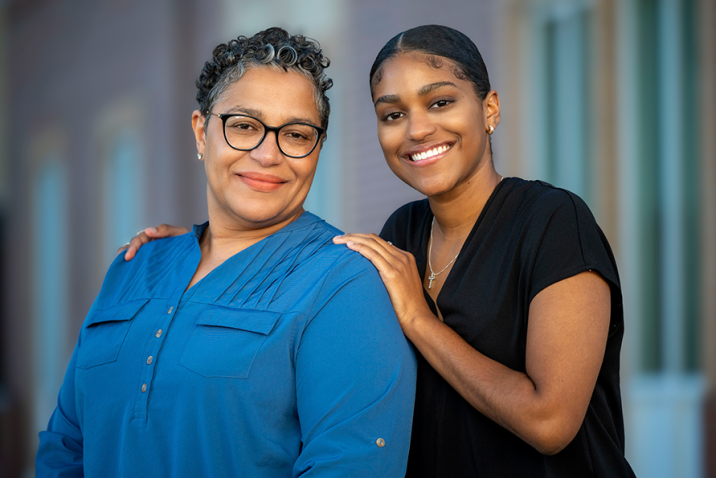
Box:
[415,178,509,320]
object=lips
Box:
[236,172,288,192]
[403,143,453,163]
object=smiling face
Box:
[192,67,322,231]
[372,53,499,199]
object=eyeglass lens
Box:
[224,116,319,157]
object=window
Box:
[101,130,144,264]
[543,8,593,204]
[636,0,700,374]
[31,156,68,433]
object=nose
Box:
[406,111,437,142]
[249,131,283,166]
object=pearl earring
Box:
[486,125,495,135]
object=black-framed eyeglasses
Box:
[207,112,325,159]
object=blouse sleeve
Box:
[35,343,84,477]
[292,255,417,477]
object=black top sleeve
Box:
[525,185,620,303]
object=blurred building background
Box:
[0,0,713,476]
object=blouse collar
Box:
[191,210,323,242]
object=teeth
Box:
[410,145,450,162]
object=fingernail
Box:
[147,227,157,234]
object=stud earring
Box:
[486,125,495,135]
[197,153,203,160]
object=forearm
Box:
[36,345,84,476]
[404,311,578,454]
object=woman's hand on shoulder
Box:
[333,233,433,330]
[117,224,190,261]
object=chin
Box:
[397,174,453,198]
[233,199,304,227]
[237,209,288,227]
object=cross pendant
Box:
[428,273,436,289]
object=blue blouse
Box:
[36,212,417,477]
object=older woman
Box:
[129,25,635,477]
[35,28,416,477]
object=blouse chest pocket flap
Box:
[180,306,281,379]
[76,299,150,370]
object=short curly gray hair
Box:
[196,27,333,134]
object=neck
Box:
[428,165,502,239]
[202,206,305,262]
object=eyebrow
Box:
[223,106,319,126]
[373,81,458,106]
[373,94,400,106]
[223,106,262,117]
[418,81,457,96]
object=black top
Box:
[380,178,635,478]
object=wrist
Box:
[400,306,437,338]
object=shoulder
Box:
[93,233,196,309]
[288,215,393,315]
[287,212,381,281]
[531,181,592,218]
[506,178,584,211]
[499,178,605,250]
[382,199,430,230]
[379,198,430,246]
[499,178,597,231]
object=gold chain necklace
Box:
[427,176,504,290]
[427,217,460,290]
